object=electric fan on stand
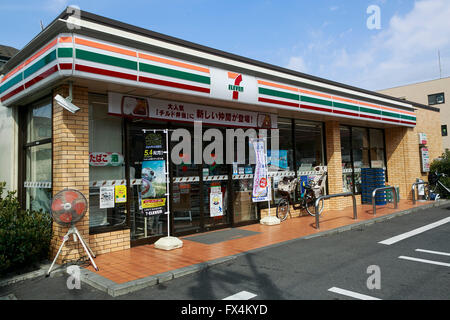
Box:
[46,188,99,276]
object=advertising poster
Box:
[252,139,271,202]
[114,185,127,204]
[140,131,168,216]
[210,192,223,217]
[100,186,115,209]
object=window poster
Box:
[114,185,127,204]
[140,131,168,216]
[100,186,115,209]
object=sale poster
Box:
[140,131,168,216]
[114,185,127,204]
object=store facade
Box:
[0,9,442,262]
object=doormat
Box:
[183,228,260,245]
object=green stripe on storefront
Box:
[359,106,381,115]
[139,62,210,85]
[76,49,138,70]
[381,110,401,119]
[300,95,332,107]
[23,50,57,79]
[58,48,73,58]
[0,72,23,95]
[259,87,299,101]
[333,101,359,112]
[401,114,416,121]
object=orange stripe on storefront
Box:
[332,95,358,105]
[258,80,299,92]
[59,36,72,43]
[1,63,25,83]
[379,104,415,116]
[75,37,137,57]
[139,52,209,74]
[1,39,58,83]
[24,39,58,67]
[299,88,332,99]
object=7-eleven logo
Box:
[227,72,244,100]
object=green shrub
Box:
[429,150,450,198]
[0,182,52,275]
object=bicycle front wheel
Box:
[276,198,290,222]
[305,196,324,216]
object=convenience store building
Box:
[0,8,442,262]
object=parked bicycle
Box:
[428,171,450,200]
[276,172,326,221]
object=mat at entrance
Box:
[182,228,261,245]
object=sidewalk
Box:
[76,199,449,297]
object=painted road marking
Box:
[328,287,381,300]
[222,291,257,300]
[378,217,450,245]
[415,249,450,256]
[399,256,450,267]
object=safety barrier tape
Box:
[24,181,52,189]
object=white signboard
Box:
[108,92,277,129]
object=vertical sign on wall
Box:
[140,131,168,216]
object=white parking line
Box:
[378,217,450,245]
[222,291,257,300]
[328,287,381,300]
[399,256,450,267]
[415,249,450,256]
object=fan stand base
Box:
[46,225,99,277]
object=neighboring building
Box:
[0,44,19,192]
[0,45,19,72]
[378,77,450,153]
[0,8,442,263]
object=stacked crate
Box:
[361,168,386,205]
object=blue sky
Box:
[1,0,449,90]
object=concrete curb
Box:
[79,255,237,297]
[3,200,449,296]
[0,262,66,288]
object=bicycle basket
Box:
[278,178,295,193]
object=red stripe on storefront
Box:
[59,63,73,70]
[332,109,358,117]
[139,76,210,93]
[300,104,332,113]
[258,97,299,108]
[359,114,381,121]
[381,117,401,124]
[401,120,416,125]
[75,64,138,81]
[24,65,59,89]
[0,85,24,102]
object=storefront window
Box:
[295,120,324,172]
[24,99,52,213]
[340,126,353,193]
[340,125,386,194]
[89,93,126,230]
[352,127,370,193]
[369,129,386,168]
[295,120,325,195]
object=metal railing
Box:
[314,192,357,229]
[371,186,398,215]
[411,181,429,205]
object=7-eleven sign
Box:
[227,72,244,100]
